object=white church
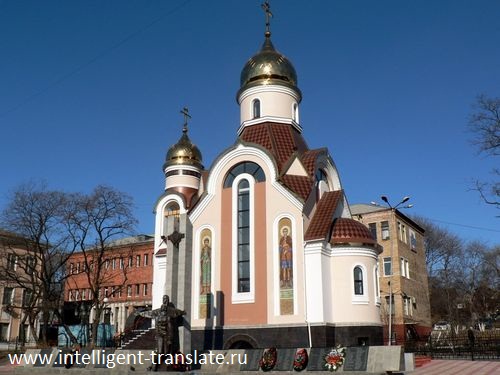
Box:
[151,7,383,351]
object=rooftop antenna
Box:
[261,1,273,37]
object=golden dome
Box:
[164,128,203,170]
[238,35,300,98]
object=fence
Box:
[405,330,500,361]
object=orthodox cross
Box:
[180,106,191,133]
[261,1,273,36]
[168,230,185,249]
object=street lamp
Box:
[375,195,413,346]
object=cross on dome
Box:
[180,106,191,133]
[261,1,273,37]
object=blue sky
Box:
[1,0,499,244]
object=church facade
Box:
[152,26,383,351]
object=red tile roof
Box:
[280,175,314,201]
[330,218,377,245]
[240,122,308,172]
[304,190,344,241]
[301,149,324,176]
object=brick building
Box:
[64,235,154,335]
[351,204,432,344]
[0,230,38,344]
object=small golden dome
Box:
[238,35,300,98]
[164,128,203,170]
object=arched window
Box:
[224,162,265,188]
[164,202,180,232]
[237,179,250,293]
[252,99,261,119]
[354,266,364,295]
[292,102,299,122]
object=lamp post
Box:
[375,195,413,346]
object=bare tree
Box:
[468,94,500,211]
[411,215,462,278]
[66,185,137,347]
[0,182,78,346]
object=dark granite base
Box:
[191,325,383,350]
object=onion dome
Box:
[238,34,301,99]
[163,127,203,170]
[331,218,378,246]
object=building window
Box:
[68,290,73,302]
[354,267,364,295]
[398,221,407,243]
[400,257,410,278]
[7,254,18,271]
[252,99,261,118]
[292,102,299,122]
[368,223,377,240]
[237,179,250,293]
[223,162,265,188]
[112,258,116,270]
[383,257,392,276]
[128,256,133,268]
[120,258,124,269]
[25,256,36,274]
[136,255,141,267]
[143,284,148,296]
[374,265,381,303]
[2,287,13,305]
[135,284,140,296]
[385,295,395,315]
[76,262,80,274]
[410,229,417,251]
[404,296,413,316]
[144,254,149,266]
[105,259,110,269]
[381,221,390,240]
[127,286,132,297]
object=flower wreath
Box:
[324,346,345,372]
[293,348,308,371]
[259,347,277,372]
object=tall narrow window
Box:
[252,99,261,118]
[383,257,392,276]
[354,267,364,295]
[292,102,299,122]
[381,221,390,240]
[368,223,377,240]
[237,179,250,293]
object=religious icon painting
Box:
[199,228,212,319]
[278,217,294,315]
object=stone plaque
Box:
[306,347,326,371]
[240,349,262,371]
[343,346,369,371]
[275,348,295,371]
[34,348,53,367]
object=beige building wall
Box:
[190,148,307,328]
[353,207,431,342]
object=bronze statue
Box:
[150,295,186,371]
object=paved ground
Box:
[411,359,500,374]
[1,359,500,374]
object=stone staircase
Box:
[119,327,155,350]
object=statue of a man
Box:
[155,295,186,359]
